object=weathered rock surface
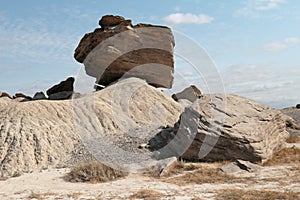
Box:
[74,15,175,89]
[172,85,202,102]
[46,77,74,100]
[0,78,182,177]
[33,92,47,100]
[149,94,289,162]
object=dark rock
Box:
[99,15,126,29]
[46,77,75,99]
[33,92,47,100]
[0,91,12,99]
[48,91,73,100]
[14,93,27,98]
[296,104,300,109]
[172,85,202,102]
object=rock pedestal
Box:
[74,15,175,89]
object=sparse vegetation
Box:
[67,192,83,198]
[263,147,300,166]
[160,160,200,177]
[64,160,127,183]
[12,171,22,178]
[286,135,300,143]
[130,189,164,200]
[163,165,238,186]
[216,189,299,200]
[28,192,44,200]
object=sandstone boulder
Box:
[172,85,202,102]
[74,15,175,89]
[46,77,74,100]
[149,94,289,163]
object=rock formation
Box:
[149,94,289,162]
[172,85,202,102]
[74,15,175,89]
[33,92,47,100]
[0,78,182,177]
[0,91,12,99]
[46,77,74,100]
[13,93,28,99]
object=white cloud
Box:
[163,13,214,24]
[264,42,287,51]
[264,37,300,52]
[284,37,300,45]
[255,0,287,11]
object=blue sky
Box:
[0,0,299,108]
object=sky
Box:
[0,0,299,108]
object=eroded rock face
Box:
[0,78,182,177]
[149,94,289,163]
[74,15,175,89]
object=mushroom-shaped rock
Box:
[74,15,175,89]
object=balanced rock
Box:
[46,77,74,100]
[74,15,175,89]
[172,85,202,102]
[150,94,289,163]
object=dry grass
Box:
[130,189,164,200]
[263,147,300,166]
[67,192,83,198]
[28,192,44,200]
[216,189,299,200]
[64,160,127,183]
[286,135,300,143]
[163,165,238,186]
[143,160,203,178]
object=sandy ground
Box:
[0,159,299,200]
